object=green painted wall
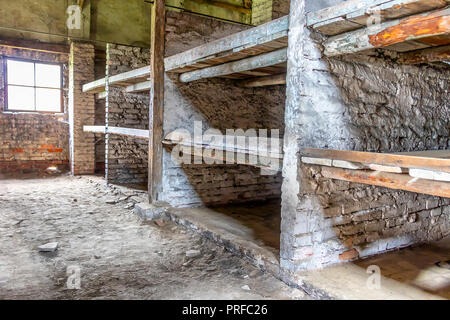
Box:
[0,0,272,47]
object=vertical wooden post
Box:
[148,0,165,203]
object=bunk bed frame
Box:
[81,0,450,200]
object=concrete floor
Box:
[1,175,448,300]
[297,237,450,300]
[0,176,306,300]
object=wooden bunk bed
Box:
[81,0,449,197]
[307,0,450,62]
[82,15,289,96]
[301,148,450,198]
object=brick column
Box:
[69,42,95,175]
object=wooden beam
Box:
[164,15,289,71]
[321,167,450,198]
[82,66,151,92]
[308,0,449,36]
[238,73,286,87]
[188,0,252,14]
[324,8,450,56]
[179,47,287,82]
[84,126,149,139]
[302,148,450,173]
[398,44,450,63]
[0,38,69,54]
[148,0,165,203]
[126,80,152,93]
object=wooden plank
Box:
[238,73,286,87]
[164,15,289,71]
[324,8,450,56]
[0,38,69,54]
[302,148,450,173]
[148,0,165,203]
[162,139,283,169]
[82,66,151,93]
[307,0,389,26]
[83,126,149,139]
[179,48,287,82]
[409,168,450,181]
[398,44,450,63]
[126,81,152,93]
[322,167,450,198]
[308,0,448,35]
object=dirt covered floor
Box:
[0,175,307,300]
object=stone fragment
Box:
[241,285,251,291]
[38,242,58,252]
[185,249,201,258]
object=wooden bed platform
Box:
[82,16,289,94]
[308,0,450,62]
[301,148,450,198]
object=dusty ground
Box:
[0,175,307,300]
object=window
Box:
[4,58,63,113]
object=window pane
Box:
[36,63,61,88]
[7,85,35,111]
[36,88,61,112]
[7,60,35,86]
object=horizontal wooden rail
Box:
[302,148,450,173]
[179,48,287,82]
[322,167,450,198]
[83,126,149,139]
[324,8,450,56]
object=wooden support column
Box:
[148,0,165,203]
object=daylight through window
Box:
[5,59,62,113]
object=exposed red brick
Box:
[339,248,360,261]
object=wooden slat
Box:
[322,167,450,198]
[162,138,283,169]
[164,15,289,71]
[82,66,151,93]
[307,0,389,26]
[308,0,449,36]
[126,81,152,93]
[148,0,165,203]
[302,148,450,173]
[179,48,287,82]
[83,126,149,139]
[324,8,450,56]
[238,73,286,87]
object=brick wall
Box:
[107,44,150,185]
[281,0,450,276]
[69,42,96,175]
[0,46,70,178]
[272,0,290,19]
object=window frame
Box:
[3,57,64,114]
